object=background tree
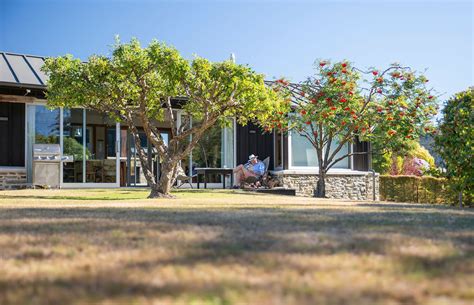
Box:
[43,38,284,198]
[265,60,437,197]
[435,88,473,207]
[373,141,435,175]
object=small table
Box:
[195,168,234,189]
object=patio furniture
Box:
[195,168,234,189]
[242,157,270,188]
[175,165,196,188]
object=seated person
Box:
[233,154,265,188]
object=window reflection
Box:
[35,106,59,144]
[62,108,85,183]
[85,110,116,183]
[329,140,349,169]
[290,131,349,168]
[62,109,117,183]
[192,120,222,183]
[291,131,319,167]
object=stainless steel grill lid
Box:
[33,144,61,161]
[33,144,60,155]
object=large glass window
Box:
[192,121,222,182]
[221,122,234,168]
[34,106,60,144]
[85,110,117,183]
[62,109,117,183]
[290,131,349,168]
[26,105,61,183]
[62,108,85,183]
[291,131,318,167]
[179,116,234,184]
[329,140,350,169]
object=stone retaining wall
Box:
[272,171,379,201]
[0,169,28,190]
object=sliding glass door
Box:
[26,104,60,183]
[177,112,235,185]
[61,108,120,186]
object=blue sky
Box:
[1,0,472,102]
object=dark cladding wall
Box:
[0,102,25,167]
[236,122,274,169]
[352,138,370,171]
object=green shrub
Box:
[435,88,474,207]
[380,175,466,206]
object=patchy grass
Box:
[0,189,473,305]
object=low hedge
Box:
[380,175,465,206]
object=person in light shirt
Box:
[233,154,265,188]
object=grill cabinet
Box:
[33,144,61,188]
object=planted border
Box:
[380,175,462,205]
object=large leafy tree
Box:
[265,60,437,197]
[435,88,473,207]
[43,38,283,198]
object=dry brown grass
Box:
[0,188,473,305]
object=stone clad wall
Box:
[273,171,379,201]
[0,170,28,190]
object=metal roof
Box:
[0,52,47,89]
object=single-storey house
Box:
[0,51,379,199]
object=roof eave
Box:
[0,81,47,90]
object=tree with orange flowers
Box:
[265,60,438,197]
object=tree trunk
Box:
[127,123,177,199]
[148,162,177,198]
[315,168,327,198]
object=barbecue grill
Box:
[32,144,61,188]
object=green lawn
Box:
[0,189,473,305]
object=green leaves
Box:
[183,57,283,127]
[266,60,438,171]
[42,36,285,155]
[435,88,474,200]
[42,37,286,196]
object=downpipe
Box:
[369,169,376,201]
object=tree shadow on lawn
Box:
[0,204,473,305]
[1,205,473,249]
[0,268,421,305]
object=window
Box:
[178,114,235,182]
[290,131,350,169]
[34,106,60,144]
[62,108,84,183]
[192,120,222,182]
[221,121,234,169]
[62,109,117,183]
[85,110,117,183]
[329,140,350,169]
[291,131,318,167]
